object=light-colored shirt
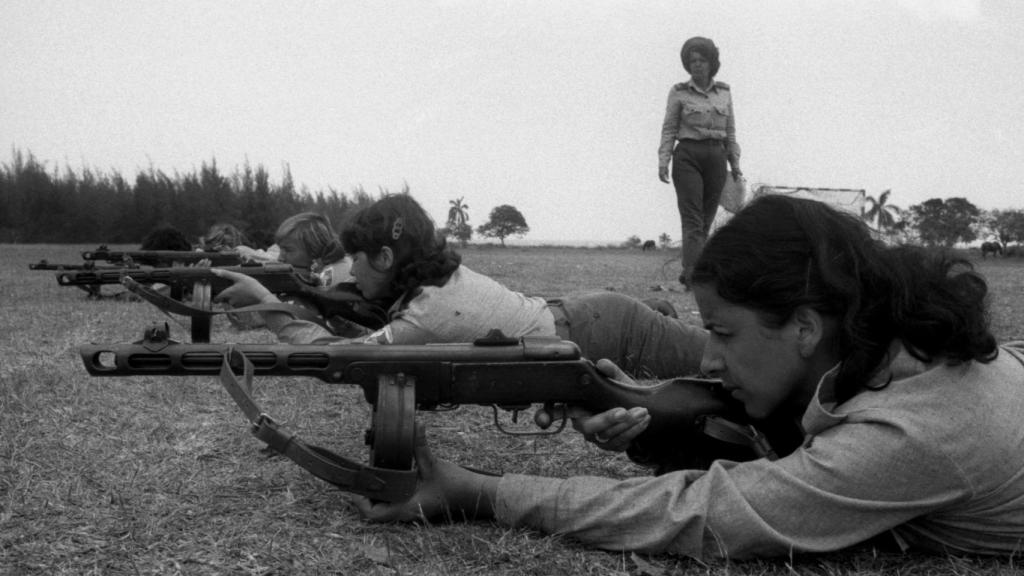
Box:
[268,265,556,345]
[314,256,352,288]
[495,342,1024,559]
[235,244,280,264]
[658,80,740,169]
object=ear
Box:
[374,246,395,271]
[790,306,827,359]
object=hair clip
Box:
[391,218,404,241]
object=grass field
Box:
[1,243,1022,575]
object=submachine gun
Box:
[81,245,244,267]
[79,325,798,503]
[29,260,125,271]
[55,263,389,342]
[29,246,242,272]
[30,246,243,299]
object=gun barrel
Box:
[80,337,583,380]
[81,248,242,267]
[30,260,126,271]
[55,263,303,292]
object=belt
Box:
[679,138,723,146]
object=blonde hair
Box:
[274,212,345,265]
[201,223,248,251]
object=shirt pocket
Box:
[710,104,730,131]
[682,102,713,128]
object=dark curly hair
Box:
[691,194,998,404]
[680,36,721,79]
[340,194,461,301]
[140,226,192,251]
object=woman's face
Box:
[277,235,313,269]
[349,250,394,300]
[694,285,820,421]
[687,52,711,87]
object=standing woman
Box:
[658,36,742,287]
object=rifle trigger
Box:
[491,405,567,436]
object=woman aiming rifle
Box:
[352,195,1024,560]
[212,194,709,379]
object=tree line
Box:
[857,190,1024,250]
[0,149,380,247]
[6,148,1022,251]
[626,189,1024,251]
[1,149,535,249]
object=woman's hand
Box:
[568,405,650,453]
[210,268,275,307]
[351,424,498,523]
[659,165,671,184]
[533,359,651,453]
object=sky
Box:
[3,0,1022,245]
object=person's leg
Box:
[700,145,728,235]
[671,143,704,284]
[552,292,707,379]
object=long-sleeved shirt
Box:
[267,265,556,345]
[658,80,741,169]
[495,342,1024,559]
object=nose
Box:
[699,346,723,377]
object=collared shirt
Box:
[494,343,1024,559]
[658,80,741,169]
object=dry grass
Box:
[2,243,1022,575]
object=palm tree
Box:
[447,197,469,230]
[863,189,899,232]
[447,197,471,246]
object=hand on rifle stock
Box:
[210,268,276,307]
[351,423,499,524]
[533,358,652,453]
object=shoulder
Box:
[407,266,474,301]
[446,265,506,293]
[713,80,731,91]
[671,81,690,92]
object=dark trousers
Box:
[671,139,727,279]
